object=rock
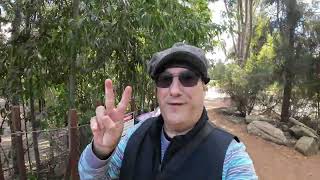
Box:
[282,125,289,132]
[289,118,319,138]
[259,110,281,121]
[245,115,259,124]
[287,138,298,147]
[219,107,241,116]
[289,125,319,140]
[295,136,319,156]
[245,115,275,124]
[227,115,245,124]
[284,131,291,137]
[247,121,287,145]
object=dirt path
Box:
[204,99,320,180]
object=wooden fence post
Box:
[12,106,26,180]
[64,109,80,180]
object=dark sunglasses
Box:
[155,70,200,88]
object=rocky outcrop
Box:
[295,136,319,156]
[289,125,318,139]
[219,107,242,117]
[227,115,245,124]
[247,121,287,145]
[289,118,319,140]
[245,115,275,124]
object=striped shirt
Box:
[79,120,258,180]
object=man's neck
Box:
[163,124,194,138]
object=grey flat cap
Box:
[148,42,210,84]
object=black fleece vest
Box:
[119,110,238,180]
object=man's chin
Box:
[163,114,185,124]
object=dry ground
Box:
[204,98,320,180]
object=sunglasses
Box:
[155,70,200,88]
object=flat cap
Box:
[147,42,210,84]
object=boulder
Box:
[227,115,245,124]
[219,107,242,116]
[281,124,289,132]
[287,138,298,147]
[245,115,275,124]
[259,110,281,121]
[295,136,319,156]
[247,121,287,145]
[289,125,319,140]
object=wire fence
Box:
[0,106,140,180]
[2,127,70,179]
[0,107,93,180]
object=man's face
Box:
[156,67,205,132]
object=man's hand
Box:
[90,79,132,159]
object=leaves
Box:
[0,0,216,127]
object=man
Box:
[79,43,258,180]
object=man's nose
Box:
[169,77,182,96]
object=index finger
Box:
[105,79,115,114]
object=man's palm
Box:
[91,79,132,158]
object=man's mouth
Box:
[168,102,184,106]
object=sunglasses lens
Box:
[156,73,173,88]
[156,71,200,88]
[179,71,199,87]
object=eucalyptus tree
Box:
[222,0,255,67]
[216,0,273,116]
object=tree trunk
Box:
[280,72,293,122]
[237,0,242,64]
[280,0,299,122]
[20,93,32,173]
[29,77,42,177]
[9,116,19,176]
[8,0,23,176]
[68,0,80,110]
[317,92,320,119]
[243,0,253,62]
[223,0,238,55]
[0,150,4,180]
[48,131,55,178]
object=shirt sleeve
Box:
[78,120,145,180]
[222,139,258,180]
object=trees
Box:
[0,0,216,177]
[277,0,300,122]
[1,0,215,122]
[216,0,274,116]
[213,0,319,123]
[223,0,254,67]
[212,14,276,116]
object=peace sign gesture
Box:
[90,79,132,159]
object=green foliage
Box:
[27,173,37,180]
[212,15,277,115]
[0,0,217,127]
